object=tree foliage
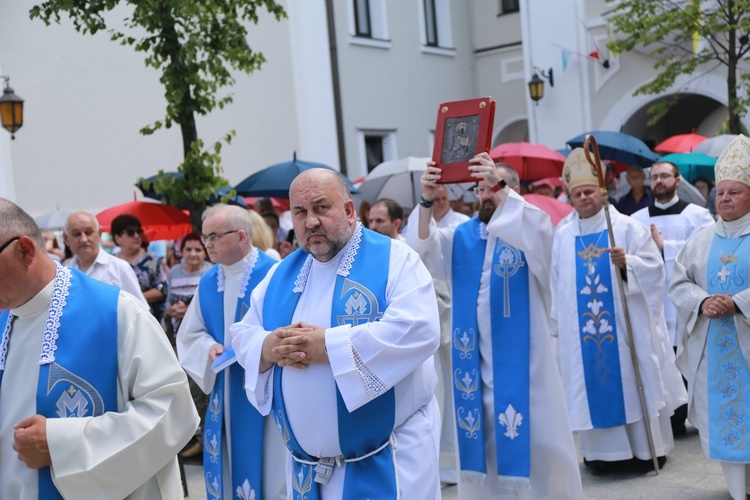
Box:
[606,0,750,133]
[31,0,286,229]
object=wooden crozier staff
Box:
[583,134,660,475]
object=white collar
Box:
[654,195,679,210]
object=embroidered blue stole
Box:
[451,216,531,485]
[198,251,276,500]
[0,267,119,500]
[575,230,627,428]
[706,234,750,461]
[264,229,397,499]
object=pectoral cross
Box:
[718,265,731,284]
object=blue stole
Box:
[575,230,627,428]
[451,217,531,486]
[706,234,750,461]
[264,227,397,499]
[0,266,119,499]
[198,251,276,500]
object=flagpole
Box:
[583,134,660,475]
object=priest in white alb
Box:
[408,153,582,499]
[669,134,750,500]
[551,148,686,476]
[231,168,442,498]
[0,198,199,499]
[177,204,286,500]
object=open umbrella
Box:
[654,133,708,154]
[489,142,566,180]
[136,172,247,208]
[96,200,192,241]
[692,134,738,157]
[566,131,660,168]
[34,210,72,231]
[658,153,716,182]
[356,157,430,211]
[522,193,573,226]
[234,153,359,198]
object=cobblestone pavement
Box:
[183,423,730,499]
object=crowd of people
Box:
[1,135,750,499]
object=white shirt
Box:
[0,279,198,499]
[68,250,147,304]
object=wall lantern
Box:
[528,67,554,104]
[0,76,24,139]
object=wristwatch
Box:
[491,179,507,192]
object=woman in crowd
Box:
[112,214,169,322]
[164,232,211,335]
[248,209,282,259]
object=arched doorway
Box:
[493,117,528,147]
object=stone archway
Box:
[492,117,529,147]
[621,93,727,149]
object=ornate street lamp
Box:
[528,67,553,104]
[0,76,24,139]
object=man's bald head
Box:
[64,211,102,266]
[290,168,352,201]
[0,199,45,248]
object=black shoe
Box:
[632,456,667,472]
[584,459,615,476]
[671,420,687,437]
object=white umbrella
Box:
[34,210,72,231]
[692,134,738,157]
[356,157,430,211]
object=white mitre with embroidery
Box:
[562,147,606,191]
[715,134,750,187]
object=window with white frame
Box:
[359,130,397,175]
[499,0,519,15]
[419,0,453,49]
[350,0,389,41]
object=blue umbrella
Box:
[566,130,661,168]
[136,172,248,208]
[234,153,360,198]
[659,153,716,182]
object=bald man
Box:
[232,168,442,498]
[64,211,146,304]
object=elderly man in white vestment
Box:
[551,149,687,477]
[668,134,750,500]
[231,168,441,499]
[631,161,714,435]
[407,153,582,499]
[64,210,147,304]
[0,199,199,499]
[177,204,286,500]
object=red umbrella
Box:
[654,133,708,154]
[523,193,573,226]
[489,142,566,180]
[96,200,193,241]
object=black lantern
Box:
[527,67,553,104]
[0,77,24,139]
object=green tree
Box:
[31,0,286,229]
[606,0,750,133]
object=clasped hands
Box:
[261,322,328,371]
[702,293,737,318]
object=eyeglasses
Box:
[200,230,239,245]
[650,173,677,182]
[0,236,20,254]
[119,228,143,237]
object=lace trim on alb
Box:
[0,314,15,371]
[238,248,258,299]
[345,324,388,399]
[217,266,226,293]
[40,263,71,365]
[479,222,488,241]
[292,255,313,293]
[337,223,363,277]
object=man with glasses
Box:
[63,211,146,304]
[408,153,581,499]
[0,199,198,498]
[632,161,714,436]
[177,204,286,499]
